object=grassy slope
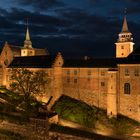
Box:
[52,95,140,136]
[52,95,98,128]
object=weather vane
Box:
[26,17,29,27]
[124,8,127,15]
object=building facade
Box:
[0,16,140,122]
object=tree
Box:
[9,68,50,120]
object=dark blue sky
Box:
[0,0,140,58]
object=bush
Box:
[108,115,139,135]
[52,95,97,128]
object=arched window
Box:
[124,83,130,94]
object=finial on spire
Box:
[27,17,29,27]
[124,8,127,15]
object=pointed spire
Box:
[26,18,30,41]
[24,18,32,48]
[121,8,129,32]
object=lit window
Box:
[74,78,77,83]
[87,78,90,82]
[101,82,105,86]
[88,70,91,75]
[134,69,139,76]
[5,51,7,55]
[101,71,105,76]
[125,69,129,76]
[67,77,70,83]
[67,70,70,75]
[74,70,77,75]
[124,83,130,94]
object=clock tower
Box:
[115,15,134,58]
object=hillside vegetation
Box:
[52,95,140,136]
[52,95,98,128]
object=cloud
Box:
[15,0,64,10]
[0,1,140,58]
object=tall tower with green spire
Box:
[115,12,134,58]
[21,20,35,56]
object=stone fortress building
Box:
[0,15,140,122]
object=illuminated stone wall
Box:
[62,68,108,110]
[117,64,140,121]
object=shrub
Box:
[52,95,97,128]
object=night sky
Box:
[0,0,140,58]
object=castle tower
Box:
[21,23,35,56]
[48,52,64,110]
[107,69,118,118]
[115,15,134,58]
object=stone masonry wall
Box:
[62,68,108,110]
[118,65,140,122]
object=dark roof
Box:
[63,55,140,68]
[9,44,49,56]
[63,58,117,68]
[117,46,140,64]
[35,48,49,56]
[10,45,21,56]
[127,46,140,59]
[8,55,56,68]
[118,58,140,64]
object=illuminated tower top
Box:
[115,11,134,58]
[117,15,133,43]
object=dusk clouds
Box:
[0,0,140,57]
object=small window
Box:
[134,69,139,76]
[87,78,90,82]
[74,70,77,75]
[101,82,105,86]
[124,83,130,94]
[101,71,105,76]
[74,78,77,83]
[88,70,91,75]
[121,46,124,49]
[67,70,70,75]
[125,69,129,76]
[121,53,124,56]
[5,51,7,55]
[67,77,70,83]
[30,51,32,54]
